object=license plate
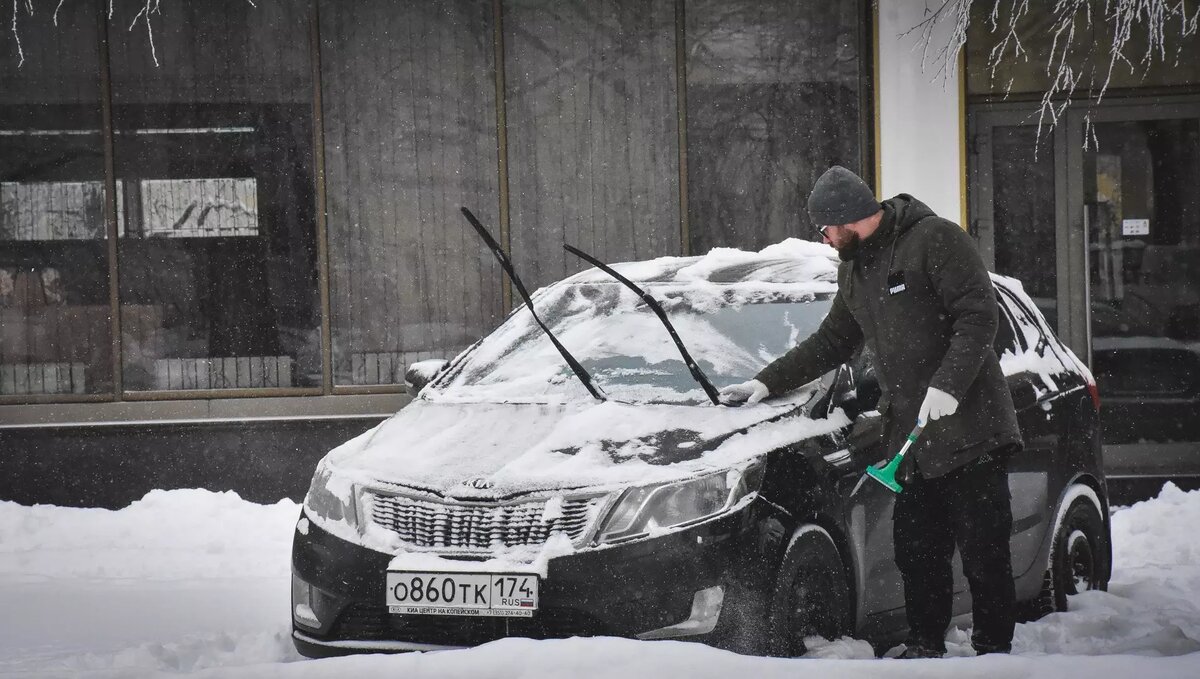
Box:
[385,571,539,617]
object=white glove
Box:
[918,386,959,425]
[719,379,769,405]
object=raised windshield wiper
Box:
[459,207,605,401]
[563,244,722,406]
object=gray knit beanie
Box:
[807,165,880,226]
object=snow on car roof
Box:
[556,238,840,288]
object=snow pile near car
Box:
[0,490,302,675]
[0,489,296,582]
[1009,482,1200,657]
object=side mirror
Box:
[404,359,449,394]
[807,365,848,419]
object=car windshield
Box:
[428,283,833,404]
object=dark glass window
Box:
[108,0,320,392]
[1087,118,1200,345]
[319,0,503,387]
[503,0,681,291]
[991,125,1058,328]
[1,0,875,404]
[685,0,871,252]
[0,4,111,396]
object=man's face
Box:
[820,223,862,258]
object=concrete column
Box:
[876,1,966,227]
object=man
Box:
[720,166,1023,657]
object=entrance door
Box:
[969,108,1065,331]
[971,97,1200,481]
[1068,101,1200,479]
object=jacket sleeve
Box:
[926,220,998,402]
[754,290,863,396]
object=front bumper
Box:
[291,503,767,655]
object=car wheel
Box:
[768,525,851,657]
[1029,492,1109,617]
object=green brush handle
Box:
[864,421,926,494]
[895,421,926,459]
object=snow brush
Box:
[862,421,925,494]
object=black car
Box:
[291,241,1111,657]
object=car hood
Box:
[325,392,849,498]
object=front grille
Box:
[329,603,607,645]
[366,493,601,549]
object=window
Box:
[0,4,110,396]
[685,0,872,252]
[503,0,681,291]
[990,125,1058,328]
[1,0,875,407]
[108,0,319,393]
[319,0,503,388]
[0,0,319,399]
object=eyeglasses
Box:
[817,224,833,237]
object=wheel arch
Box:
[1045,474,1112,589]
[780,514,860,636]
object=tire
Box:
[768,526,852,657]
[1028,493,1109,617]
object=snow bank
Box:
[0,490,304,676]
[0,489,299,583]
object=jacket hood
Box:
[881,193,938,236]
[323,395,848,499]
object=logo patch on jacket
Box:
[887,271,907,295]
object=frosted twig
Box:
[913,0,1200,148]
[128,0,159,67]
[11,0,23,67]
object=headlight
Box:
[303,462,358,530]
[597,461,765,544]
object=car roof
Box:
[556,238,841,287]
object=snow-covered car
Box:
[290,239,1111,657]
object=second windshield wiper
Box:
[563,244,722,405]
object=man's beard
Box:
[835,231,862,261]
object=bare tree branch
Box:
[8,0,257,67]
[912,0,1200,146]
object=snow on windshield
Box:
[429,284,834,404]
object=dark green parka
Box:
[756,194,1022,478]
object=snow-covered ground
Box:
[2,484,1199,679]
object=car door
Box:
[994,282,1081,579]
[838,284,1071,631]
[825,349,910,627]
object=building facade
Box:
[1,0,1196,506]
